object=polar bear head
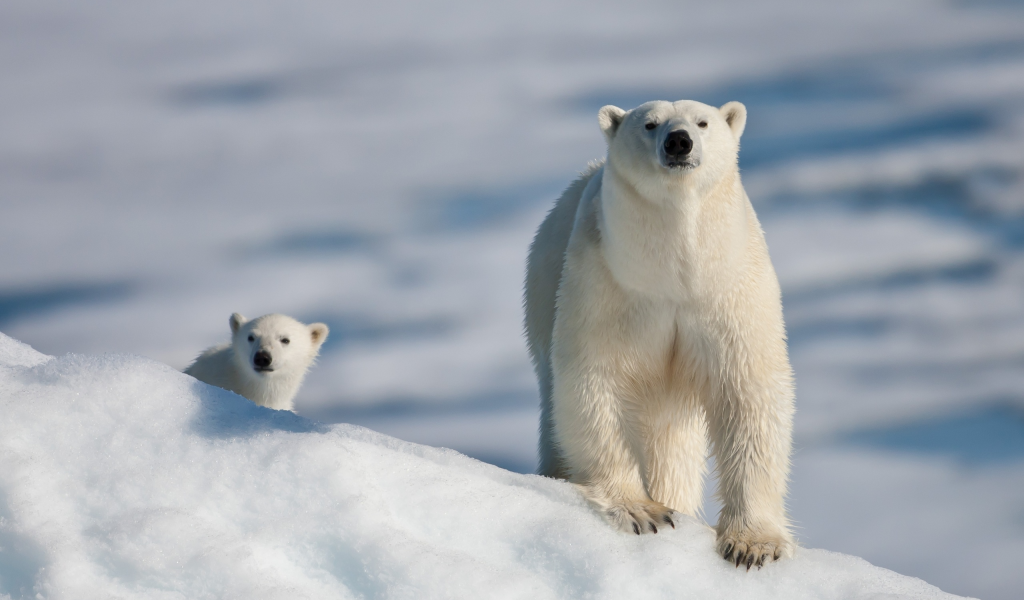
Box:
[229,313,329,380]
[598,99,746,195]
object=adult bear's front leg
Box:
[550,361,676,535]
[548,275,677,534]
[705,337,796,568]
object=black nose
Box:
[664,130,693,157]
[253,351,272,368]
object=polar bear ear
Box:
[229,313,248,334]
[719,101,747,139]
[598,105,626,143]
[308,323,329,348]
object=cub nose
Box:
[253,351,272,368]
[664,130,693,157]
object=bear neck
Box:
[598,160,748,300]
[247,371,305,411]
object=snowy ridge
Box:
[0,332,962,599]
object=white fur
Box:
[525,100,794,567]
[185,313,329,412]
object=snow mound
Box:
[0,332,963,599]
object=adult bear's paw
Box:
[574,484,677,534]
[716,530,793,570]
[604,499,677,535]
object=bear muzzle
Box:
[253,350,274,373]
[662,129,700,170]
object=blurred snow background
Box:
[1,0,1023,597]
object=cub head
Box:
[598,99,746,194]
[229,313,329,379]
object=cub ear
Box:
[719,101,747,139]
[598,105,627,143]
[229,313,248,334]
[308,323,329,348]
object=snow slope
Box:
[0,333,961,600]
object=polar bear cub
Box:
[525,99,795,568]
[185,313,329,411]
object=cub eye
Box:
[697,121,708,129]
[281,338,290,345]
[247,335,255,342]
[645,122,657,131]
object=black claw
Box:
[773,549,782,561]
[735,552,744,568]
[722,543,734,560]
[746,554,755,571]
[756,553,768,569]
[650,523,658,534]
[663,514,675,529]
[632,522,640,535]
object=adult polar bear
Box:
[525,99,794,568]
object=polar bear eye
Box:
[697,121,708,129]
[247,335,254,342]
[645,122,657,131]
[281,338,290,345]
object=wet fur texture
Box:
[185,313,328,411]
[525,100,794,567]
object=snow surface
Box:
[0,333,962,599]
[3,0,1024,598]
